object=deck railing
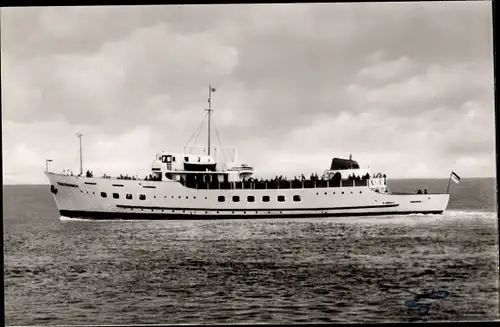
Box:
[181,178,371,190]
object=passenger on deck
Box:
[424,189,428,194]
[417,189,422,194]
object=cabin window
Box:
[113,193,119,199]
[262,195,270,202]
[172,156,176,162]
[100,192,107,198]
[184,156,189,162]
[218,196,225,202]
[233,196,240,202]
[247,196,255,202]
[277,195,285,202]
[126,194,132,200]
[139,194,146,200]
[293,195,301,202]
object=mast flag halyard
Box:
[446,171,461,194]
[76,133,84,176]
[205,85,216,156]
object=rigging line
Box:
[192,117,206,147]
[210,116,227,163]
[184,112,208,148]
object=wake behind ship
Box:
[45,85,453,220]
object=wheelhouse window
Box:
[277,195,285,202]
[113,193,119,199]
[293,195,301,202]
[126,194,132,200]
[218,196,225,202]
[247,196,255,202]
[233,196,240,202]
[100,192,107,198]
[262,195,270,202]
[139,194,146,200]
[184,156,189,162]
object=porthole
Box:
[324,192,327,195]
[342,192,344,194]
[293,195,301,202]
[262,196,270,202]
[233,196,240,202]
[218,196,225,202]
[100,192,107,198]
[247,196,255,202]
[126,194,132,200]
[277,195,285,202]
[359,191,362,194]
[113,193,119,199]
[139,194,146,200]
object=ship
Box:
[45,85,452,220]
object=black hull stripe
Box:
[59,210,444,220]
[115,203,399,212]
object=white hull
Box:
[46,173,450,220]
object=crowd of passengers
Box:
[179,172,388,189]
[64,169,388,185]
[241,172,387,184]
[115,173,161,181]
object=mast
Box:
[205,85,216,156]
[76,133,83,175]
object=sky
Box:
[1,2,496,185]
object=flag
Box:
[451,171,460,184]
[46,159,53,162]
[211,87,216,92]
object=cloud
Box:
[346,60,493,119]
[1,3,495,184]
